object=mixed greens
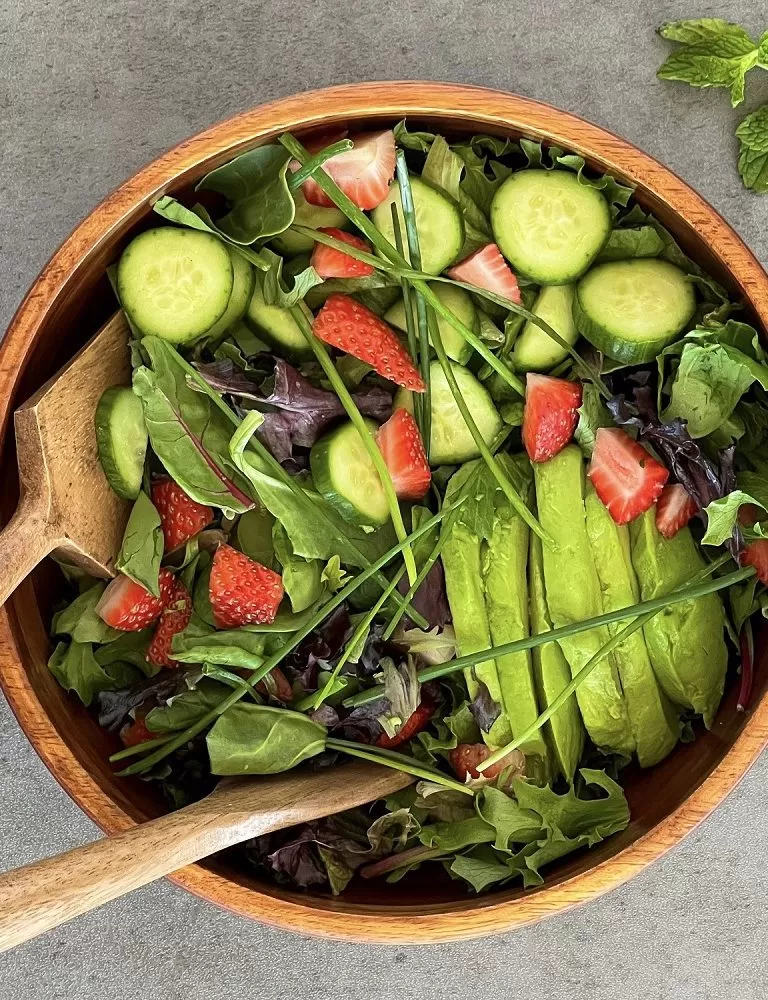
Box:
[48,121,767,897]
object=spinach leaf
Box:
[170,627,268,669]
[737,104,768,193]
[116,490,163,597]
[196,145,296,244]
[48,640,126,706]
[152,196,271,270]
[51,584,121,644]
[145,678,231,733]
[133,337,253,516]
[702,490,766,546]
[272,521,323,613]
[230,411,396,567]
[475,786,542,850]
[234,505,275,566]
[662,342,756,438]
[206,703,327,775]
[95,628,156,677]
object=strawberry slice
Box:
[376,408,431,500]
[147,577,193,668]
[449,743,523,781]
[522,374,582,463]
[588,427,669,525]
[96,568,176,632]
[120,717,155,748]
[376,701,434,748]
[742,540,768,585]
[298,130,396,210]
[447,244,522,305]
[655,483,698,539]
[311,228,375,278]
[209,543,284,628]
[313,294,425,391]
[151,477,213,553]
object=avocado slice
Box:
[533,446,635,757]
[584,484,679,766]
[442,518,512,747]
[630,510,727,727]
[483,503,548,772]
[528,533,585,782]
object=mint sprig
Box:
[657,18,767,107]
[736,104,768,192]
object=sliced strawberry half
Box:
[655,483,698,539]
[742,540,768,585]
[588,427,669,525]
[120,717,155,748]
[151,477,213,553]
[376,408,431,500]
[313,294,425,391]
[522,374,582,463]
[297,130,395,210]
[96,568,176,632]
[147,577,193,668]
[376,701,434,748]
[447,244,522,305]
[209,543,284,629]
[449,743,522,781]
[310,228,375,278]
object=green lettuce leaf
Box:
[596,226,666,261]
[94,629,156,676]
[48,640,130,706]
[662,342,756,438]
[574,383,612,455]
[116,490,163,597]
[702,490,766,546]
[448,845,516,892]
[272,521,323,613]
[206,703,326,775]
[512,768,629,844]
[475,786,542,850]
[418,816,496,852]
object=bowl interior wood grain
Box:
[2,83,767,944]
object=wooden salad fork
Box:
[0,312,132,608]
[0,761,412,952]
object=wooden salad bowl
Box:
[2,82,768,944]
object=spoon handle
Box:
[0,762,412,952]
[0,498,56,609]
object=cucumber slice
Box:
[244,276,314,358]
[575,259,695,363]
[203,248,255,343]
[371,176,464,275]
[491,170,611,284]
[513,284,578,371]
[310,420,388,525]
[117,227,234,343]
[395,360,501,466]
[272,190,349,254]
[384,283,475,364]
[95,386,148,500]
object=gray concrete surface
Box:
[1,0,767,996]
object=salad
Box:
[48,123,768,897]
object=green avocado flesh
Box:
[533,446,634,757]
[630,510,727,728]
[584,484,679,767]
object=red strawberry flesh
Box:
[147,578,193,668]
[311,228,374,278]
[655,483,697,539]
[96,568,176,632]
[448,244,522,305]
[522,374,582,463]
[297,130,395,210]
[376,408,431,500]
[588,427,669,525]
[209,543,284,629]
[151,477,213,553]
[313,294,425,391]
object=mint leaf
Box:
[737,104,768,193]
[657,19,762,106]
[759,31,768,69]
[702,490,766,546]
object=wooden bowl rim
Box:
[2,81,768,944]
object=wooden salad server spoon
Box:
[0,761,413,952]
[0,312,132,608]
